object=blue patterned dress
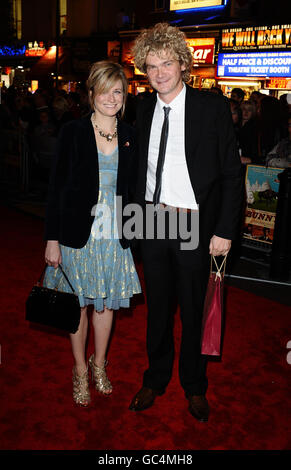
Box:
[43,146,141,311]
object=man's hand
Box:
[209,235,231,257]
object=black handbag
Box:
[26,264,81,334]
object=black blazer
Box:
[135,85,243,247]
[44,113,137,249]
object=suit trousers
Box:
[141,209,209,396]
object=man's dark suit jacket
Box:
[44,113,137,249]
[134,84,243,251]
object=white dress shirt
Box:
[145,84,198,210]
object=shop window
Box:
[201,78,216,89]
[60,0,67,35]
[13,0,22,39]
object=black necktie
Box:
[153,106,171,206]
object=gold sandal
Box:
[89,354,113,396]
[72,366,91,407]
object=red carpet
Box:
[0,205,290,450]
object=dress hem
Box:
[79,294,140,312]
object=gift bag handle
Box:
[37,264,76,294]
[210,255,227,279]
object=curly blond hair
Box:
[132,23,193,82]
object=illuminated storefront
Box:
[108,38,149,95]
[264,78,291,98]
[0,41,52,91]
[186,37,217,89]
[0,39,82,93]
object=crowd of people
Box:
[212,87,291,168]
[0,84,93,188]
[0,80,291,189]
[0,83,90,151]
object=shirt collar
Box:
[156,83,185,114]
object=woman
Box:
[43,61,141,407]
[238,100,259,164]
[229,98,242,137]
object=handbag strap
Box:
[211,255,227,278]
[37,264,77,294]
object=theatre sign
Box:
[170,0,224,10]
[218,25,291,78]
[217,52,291,78]
[221,25,291,52]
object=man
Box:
[129,23,242,422]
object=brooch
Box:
[124,141,130,147]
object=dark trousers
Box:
[140,218,210,396]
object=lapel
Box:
[140,93,157,157]
[117,118,130,151]
[184,84,203,174]
[138,93,157,189]
[116,119,130,194]
[81,112,99,174]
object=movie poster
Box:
[243,165,284,245]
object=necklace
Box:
[92,115,117,142]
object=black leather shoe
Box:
[129,387,164,411]
[187,395,209,422]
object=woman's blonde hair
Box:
[87,61,128,116]
[132,23,193,82]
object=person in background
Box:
[257,95,281,162]
[43,61,141,407]
[231,87,245,105]
[228,98,242,167]
[33,91,49,113]
[67,92,81,119]
[0,92,13,130]
[31,109,57,156]
[278,94,290,139]
[238,100,259,165]
[209,86,223,96]
[52,96,74,134]
[249,91,264,115]
[76,82,91,117]
[266,114,291,168]
[229,98,242,140]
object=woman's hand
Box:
[45,240,62,268]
